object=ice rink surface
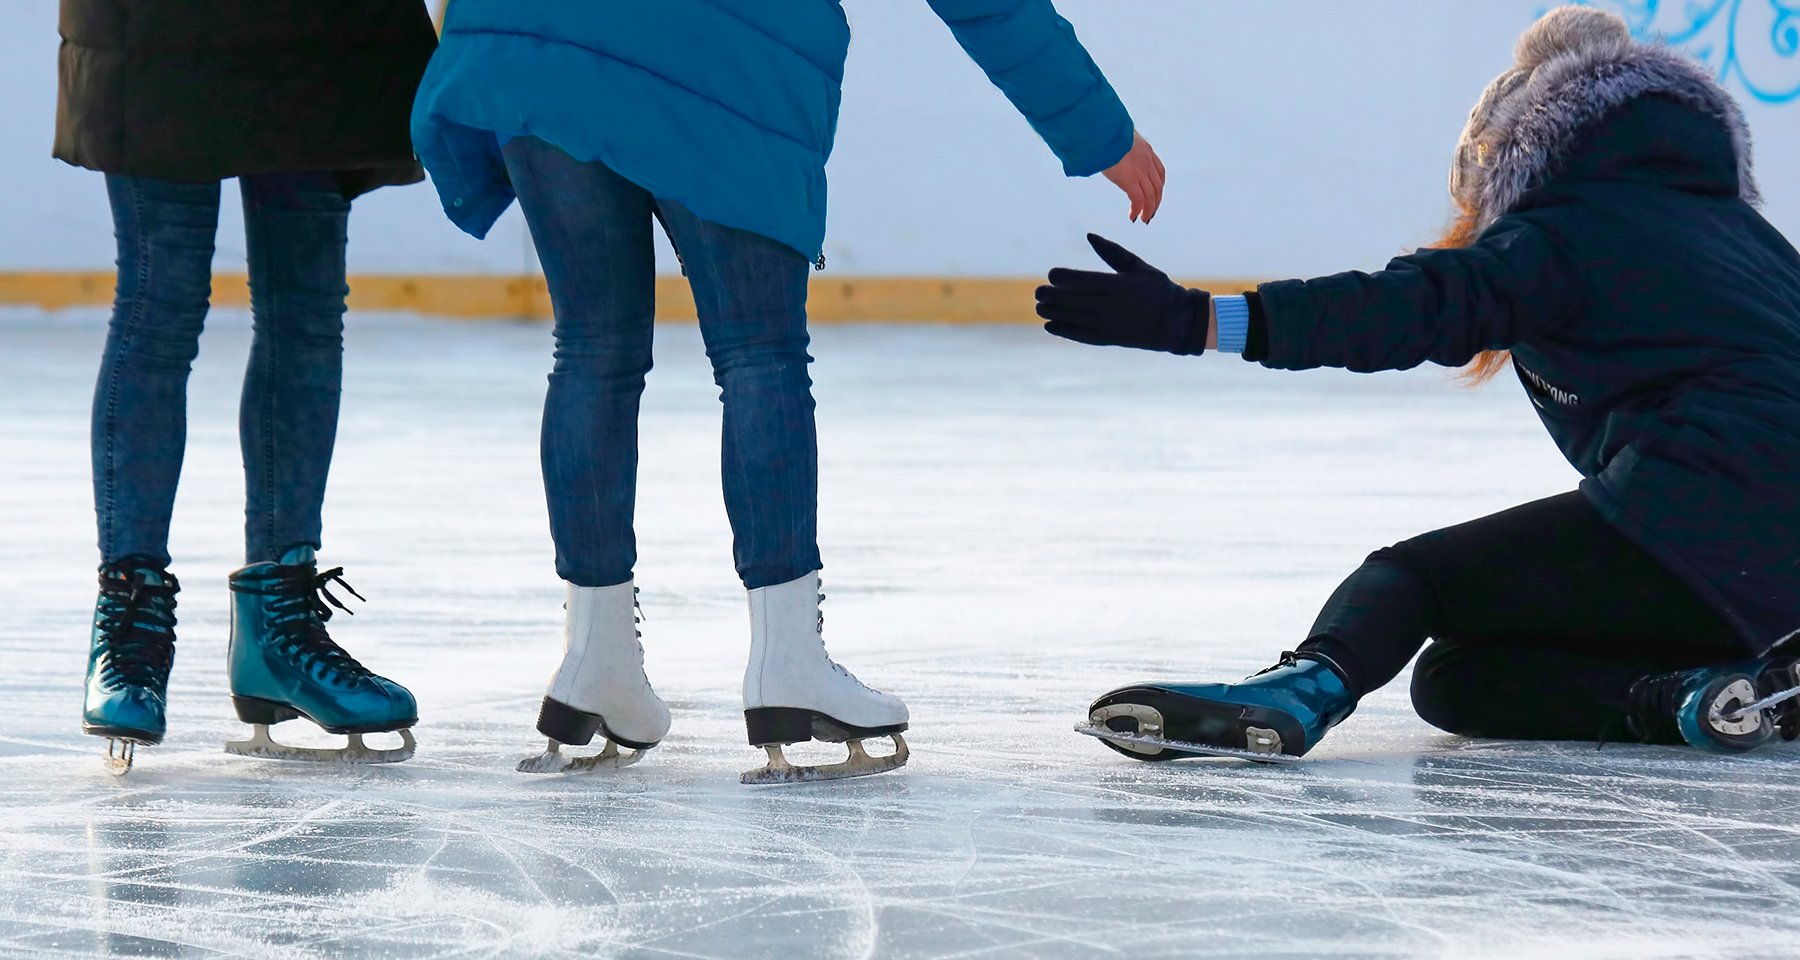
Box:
[2,311,1797,959]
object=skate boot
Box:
[1624,661,1785,753]
[1079,652,1357,763]
[83,557,180,774]
[519,581,670,774]
[224,546,417,763]
[740,572,909,784]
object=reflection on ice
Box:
[1,314,1796,958]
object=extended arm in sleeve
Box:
[1254,214,1585,373]
[926,0,1135,177]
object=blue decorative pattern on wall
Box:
[1575,0,1799,103]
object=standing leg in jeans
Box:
[238,171,351,566]
[654,203,820,590]
[502,140,657,591]
[499,136,906,780]
[83,175,219,761]
[93,175,222,568]
[656,199,909,784]
[501,137,671,769]
[223,171,418,766]
[1086,493,1784,762]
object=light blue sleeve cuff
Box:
[1213,295,1250,354]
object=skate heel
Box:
[745,707,816,746]
[536,696,604,747]
[232,695,299,726]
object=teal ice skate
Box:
[83,557,180,774]
[1625,658,1800,753]
[1079,653,1357,763]
[225,547,417,764]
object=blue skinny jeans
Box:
[501,136,821,589]
[93,172,351,567]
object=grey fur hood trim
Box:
[1454,7,1759,230]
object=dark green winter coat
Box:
[55,0,438,197]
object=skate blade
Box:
[224,725,416,764]
[1075,723,1300,764]
[1725,682,1800,721]
[740,733,909,785]
[103,739,137,777]
[516,738,646,774]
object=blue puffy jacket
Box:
[412,0,1135,261]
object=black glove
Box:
[1036,234,1211,356]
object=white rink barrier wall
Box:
[0,0,1794,319]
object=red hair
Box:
[1437,204,1511,384]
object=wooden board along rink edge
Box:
[0,272,1263,324]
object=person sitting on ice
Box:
[1035,6,1800,762]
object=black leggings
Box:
[1298,492,1747,742]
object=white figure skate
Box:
[740,572,909,784]
[518,581,670,774]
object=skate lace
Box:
[233,564,374,686]
[632,589,650,661]
[816,588,875,692]
[94,560,179,690]
[1608,671,1686,747]
[1251,651,1303,678]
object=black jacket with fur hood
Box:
[1244,23,1800,653]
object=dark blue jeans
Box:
[94,173,351,567]
[501,137,821,589]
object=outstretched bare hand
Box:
[1102,132,1166,223]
